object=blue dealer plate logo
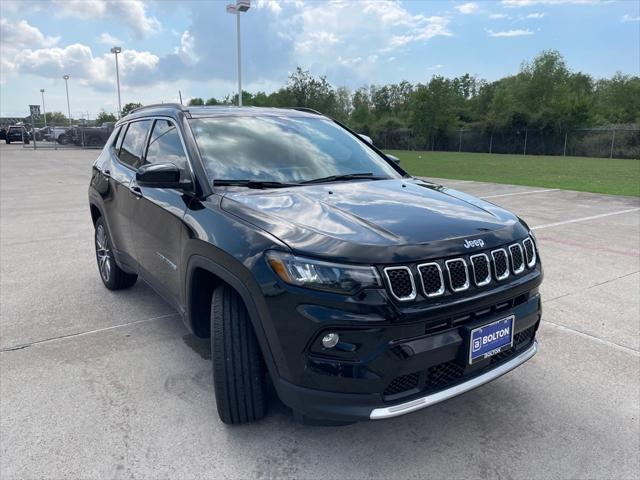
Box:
[469,315,515,364]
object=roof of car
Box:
[118,104,323,125]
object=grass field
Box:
[386,150,640,197]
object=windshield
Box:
[189,116,401,184]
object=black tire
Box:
[94,217,137,290]
[211,285,268,424]
[5,139,10,144]
[24,139,29,145]
[58,135,68,145]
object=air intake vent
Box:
[470,254,491,286]
[509,243,525,274]
[522,237,536,268]
[418,263,445,297]
[445,259,469,292]
[491,249,509,280]
[384,266,416,301]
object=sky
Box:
[1,0,639,118]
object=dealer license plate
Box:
[469,315,514,364]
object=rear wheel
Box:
[94,217,137,290]
[210,285,268,424]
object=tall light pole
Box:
[110,46,122,118]
[62,74,71,125]
[226,0,250,106]
[40,89,47,127]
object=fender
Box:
[185,254,288,380]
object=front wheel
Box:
[94,217,137,290]
[211,285,268,424]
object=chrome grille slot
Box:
[509,243,525,274]
[470,253,491,287]
[384,266,416,301]
[445,259,469,292]
[491,249,510,281]
[418,262,445,297]
[522,237,536,268]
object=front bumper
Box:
[370,340,537,419]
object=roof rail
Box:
[288,107,323,115]
[129,103,187,114]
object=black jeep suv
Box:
[88,105,542,425]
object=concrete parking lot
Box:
[1,144,639,479]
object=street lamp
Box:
[62,74,71,126]
[226,0,250,106]
[110,46,122,118]
[40,89,47,127]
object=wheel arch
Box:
[185,254,284,380]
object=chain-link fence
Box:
[373,126,640,159]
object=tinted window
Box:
[189,116,400,183]
[118,120,151,168]
[145,120,189,179]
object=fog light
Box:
[322,333,340,348]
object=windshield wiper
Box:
[213,179,299,189]
[300,172,388,185]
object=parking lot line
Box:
[0,313,177,353]
[481,188,558,199]
[543,320,640,356]
[532,207,640,230]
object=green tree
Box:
[188,97,204,106]
[121,102,142,116]
[95,111,117,125]
[43,111,68,125]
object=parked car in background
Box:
[0,128,6,141]
[5,126,30,144]
[44,126,73,144]
[70,123,115,147]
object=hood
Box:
[220,179,528,263]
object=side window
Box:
[145,119,190,180]
[118,120,151,168]
[110,126,122,151]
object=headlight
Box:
[265,251,381,294]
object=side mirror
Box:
[358,134,373,145]
[386,154,400,165]
[136,162,182,189]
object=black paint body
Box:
[89,105,542,422]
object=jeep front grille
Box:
[445,259,469,292]
[418,263,445,297]
[381,239,536,302]
[509,244,525,274]
[470,254,491,286]
[522,237,536,267]
[384,266,416,301]
[491,249,509,281]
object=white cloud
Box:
[455,2,479,14]
[9,42,158,90]
[0,18,60,74]
[525,12,546,18]
[52,0,161,38]
[486,28,534,36]
[621,14,640,22]
[277,0,452,81]
[489,13,510,19]
[502,0,600,6]
[98,32,123,45]
[428,64,444,70]
[175,30,199,66]
[0,18,59,50]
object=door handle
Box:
[103,169,111,179]
[129,184,142,197]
